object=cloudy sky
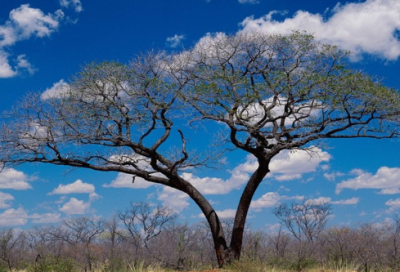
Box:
[0,0,400,229]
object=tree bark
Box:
[229,158,270,261]
[173,177,228,267]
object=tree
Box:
[0,31,399,266]
[274,199,331,270]
[62,217,105,271]
[274,200,331,243]
[118,202,177,252]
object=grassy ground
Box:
[14,267,360,272]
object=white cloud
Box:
[181,168,249,195]
[199,208,236,219]
[251,192,282,210]
[0,192,14,209]
[240,0,400,60]
[386,198,400,211]
[59,197,90,214]
[269,147,331,181]
[166,34,185,48]
[59,0,83,13]
[0,52,17,78]
[157,187,189,212]
[238,0,259,4]
[0,4,64,77]
[331,197,359,205]
[216,209,236,218]
[0,168,32,190]
[30,212,61,224]
[336,167,400,194]
[305,197,331,205]
[89,192,101,201]
[251,192,303,211]
[324,171,344,181]
[104,173,156,189]
[379,188,400,195]
[49,179,95,195]
[0,207,28,226]
[16,54,36,75]
[41,79,70,100]
[306,196,358,205]
[8,4,62,40]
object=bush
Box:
[26,255,78,272]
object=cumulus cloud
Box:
[305,197,331,205]
[251,192,282,210]
[59,0,83,13]
[104,173,156,189]
[166,34,185,48]
[59,197,90,214]
[324,171,345,181]
[385,198,400,212]
[307,196,359,205]
[41,79,70,100]
[181,167,249,195]
[199,208,236,219]
[8,4,62,40]
[0,4,64,77]
[50,180,99,215]
[269,147,331,181]
[0,52,17,78]
[251,193,358,212]
[30,212,61,224]
[0,192,14,209]
[336,167,400,194]
[331,197,359,205]
[0,207,28,226]
[240,0,400,60]
[0,168,32,190]
[16,54,36,75]
[49,179,95,195]
[379,188,400,195]
[251,192,304,211]
[157,187,189,212]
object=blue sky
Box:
[0,0,400,230]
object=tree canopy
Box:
[1,31,399,266]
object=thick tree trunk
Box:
[170,157,270,267]
[229,159,270,260]
[172,177,228,267]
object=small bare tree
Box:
[118,202,177,256]
[274,200,331,243]
[274,200,331,270]
[0,229,27,271]
[267,226,290,262]
[62,217,105,271]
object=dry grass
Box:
[12,263,362,272]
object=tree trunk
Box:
[170,158,270,267]
[229,159,270,261]
[173,177,228,267]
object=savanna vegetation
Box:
[1,31,399,268]
[0,201,400,272]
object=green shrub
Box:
[26,255,78,272]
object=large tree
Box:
[1,32,399,266]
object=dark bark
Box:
[229,157,270,261]
[172,177,228,267]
